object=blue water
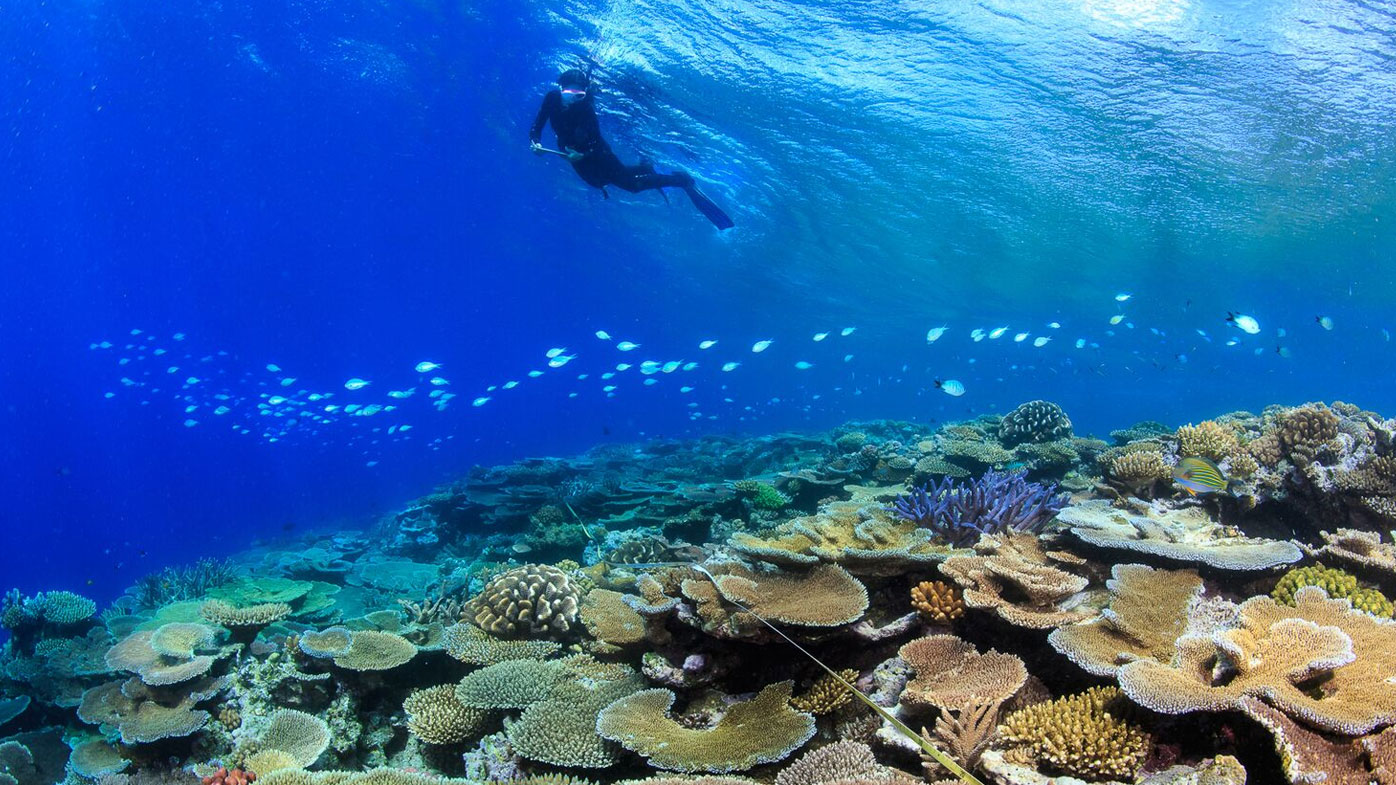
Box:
[2,0,1394,603]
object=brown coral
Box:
[466,564,581,639]
[705,563,869,628]
[1048,564,1205,677]
[1278,404,1341,465]
[898,635,1026,710]
[998,686,1150,781]
[909,581,963,624]
[939,532,1100,629]
[1248,433,1284,468]
[1107,450,1171,496]
[1118,586,1396,735]
[1176,421,1240,463]
[403,685,491,745]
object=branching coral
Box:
[596,682,815,773]
[1106,450,1171,497]
[1277,404,1341,465]
[789,669,858,715]
[404,685,491,745]
[732,480,791,510]
[998,686,1150,781]
[909,580,963,623]
[774,741,914,785]
[1176,421,1240,463]
[1118,586,1396,735]
[889,470,1067,547]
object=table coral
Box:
[1304,528,1396,575]
[105,628,219,686]
[201,600,292,629]
[580,589,647,646]
[441,623,562,666]
[898,634,1026,710]
[1048,564,1206,677]
[704,562,869,627]
[939,531,1101,629]
[456,659,566,710]
[997,686,1150,782]
[1118,586,1396,735]
[596,682,815,773]
[331,630,416,671]
[256,709,331,768]
[1057,499,1303,570]
[729,500,952,576]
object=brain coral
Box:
[404,685,491,745]
[258,710,331,767]
[998,686,1150,781]
[1119,586,1396,735]
[332,630,416,671]
[596,682,816,773]
[466,564,581,639]
[998,400,1072,446]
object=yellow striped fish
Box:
[1173,456,1228,495]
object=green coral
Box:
[732,481,790,510]
[1272,566,1394,617]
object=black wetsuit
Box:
[529,89,690,194]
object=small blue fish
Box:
[935,379,965,397]
[1173,456,1228,495]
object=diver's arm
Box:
[529,91,558,148]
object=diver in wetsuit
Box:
[530,68,733,229]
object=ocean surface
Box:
[2,0,1394,605]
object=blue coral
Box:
[890,469,1067,547]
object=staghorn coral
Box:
[1272,565,1394,618]
[939,531,1100,629]
[200,600,292,629]
[1175,421,1240,463]
[1058,499,1303,570]
[465,564,581,639]
[596,682,816,773]
[789,669,859,715]
[898,635,1026,710]
[331,630,416,671]
[998,686,1150,781]
[1119,586,1396,735]
[909,580,963,623]
[1049,564,1207,678]
[889,470,1066,547]
[403,684,491,745]
[998,400,1073,446]
[921,700,1003,778]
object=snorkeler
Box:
[529,68,733,230]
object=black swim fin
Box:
[683,185,734,230]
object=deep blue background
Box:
[2,0,1394,603]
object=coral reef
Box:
[23,405,1396,785]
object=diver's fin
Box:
[683,185,734,230]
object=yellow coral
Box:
[789,670,858,715]
[1272,565,1393,618]
[910,580,963,623]
[998,686,1149,781]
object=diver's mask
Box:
[560,87,586,107]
